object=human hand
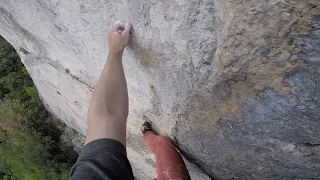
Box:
[108,21,132,55]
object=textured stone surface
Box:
[0,0,319,179]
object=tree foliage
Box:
[0,36,75,179]
[0,128,69,180]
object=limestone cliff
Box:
[0,0,319,179]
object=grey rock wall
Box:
[0,0,319,179]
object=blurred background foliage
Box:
[0,36,76,180]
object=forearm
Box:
[85,21,131,146]
[88,52,128,119]
[86,52,128,145]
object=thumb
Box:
[122,22,132,36]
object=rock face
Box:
[0,0,319,179]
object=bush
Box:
[0,99,27,126]
[0,36,76,179]
[0,128,70,180]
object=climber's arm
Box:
[70,22,134,180]
[85,22,131,146]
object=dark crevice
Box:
[173,135,216,180]
[301,142,320,147]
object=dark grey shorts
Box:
[69,139,134,180]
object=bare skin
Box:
[85,22,132,146]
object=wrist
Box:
[109,50,123,57]
[108,51,124,62]
[109,51,123,58]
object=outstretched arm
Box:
[85,22,132,146]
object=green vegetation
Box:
[65,68,80,81]
[19,47,29,55]
[70,74,80,81]
[0,36,76,180]
[0,129,69,180]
